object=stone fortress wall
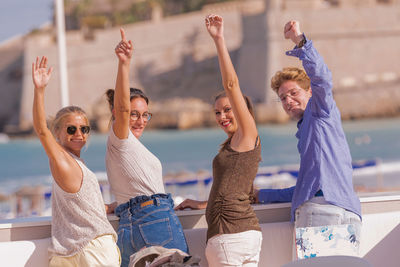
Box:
[260,0,400,122]
[15,0,400,131]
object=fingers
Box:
[115,29,133,55]
[175,200,187,210]
[284,20,299,34]
[33,56,50,72]
[205,14,222,26]
[213,15,222,23]
[34,56,39,71]
[31,62,35,81]
[115,42,132,54]
[120,28,126,41]
[174,203,183,211]
[283,21,293,35]
[47,66,53,76]
[32,56,52,89]
[39,56,46,69]
[174,199,190,210]
[119,28,133,49]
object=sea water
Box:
[0,117,400,217]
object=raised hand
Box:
[284,20,303,46]
[32,56,53,90]
[115,28,133,63]
[205,14,224,40]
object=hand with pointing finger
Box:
[115,28,133,64]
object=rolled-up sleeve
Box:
[286,37,334,117]
[258,186,295,204]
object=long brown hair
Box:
[105,87,149,113]
[213,91,255,150]
[105,88,149,127]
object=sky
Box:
[0,0,54,43]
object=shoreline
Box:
[3,113,400,139]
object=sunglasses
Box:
[66,125,91,135]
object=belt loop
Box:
[131,196,141,213]
[155,198,160,206]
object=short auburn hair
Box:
[270,67,310,95]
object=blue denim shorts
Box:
[115,193,188,267]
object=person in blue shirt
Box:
[257,20,362,251]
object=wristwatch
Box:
[297,34,306,48]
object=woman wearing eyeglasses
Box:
[105,29,188,267]
[32,56,119,266]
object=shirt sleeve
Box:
[286,36,334,117]
[258,186,295,204]
[107,124,135,151]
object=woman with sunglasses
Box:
[32,56,119,266]
[175,15,262,266]
[105,29,188,267]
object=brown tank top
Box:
[205,137,261,241]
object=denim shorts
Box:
[115,193,188,267]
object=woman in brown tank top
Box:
[175,14,263,266]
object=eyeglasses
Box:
[66,125,91,135]
[278,89,301,103]
[130,111,152,122]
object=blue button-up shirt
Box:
[259,38,361,221]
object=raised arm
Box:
[206,15,258,151]
[32,57,82,193]
[113,28,134,139]
[285,21,333,116]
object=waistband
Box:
[115,193,172,216]
[308,195,329,205]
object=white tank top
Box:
[49,154,116,257]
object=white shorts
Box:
[205,230,262,267]
[49,234,120,267]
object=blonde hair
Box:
[50,106,89,137]
[270,67,311,95]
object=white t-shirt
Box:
[106,126,165,205]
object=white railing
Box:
[0,194,400,267]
